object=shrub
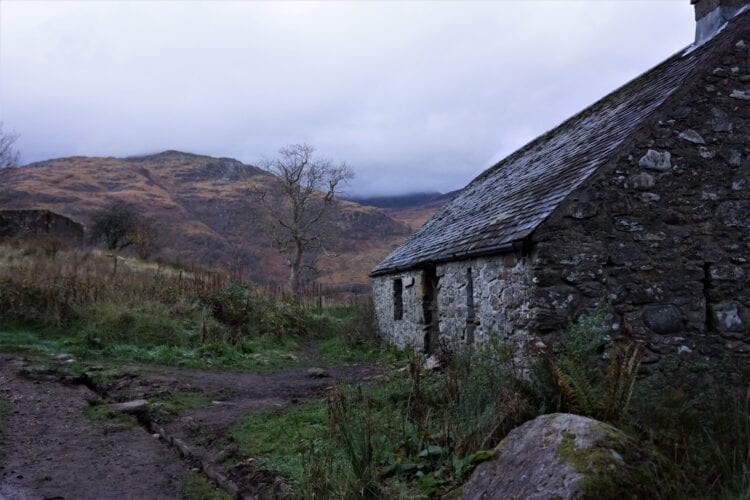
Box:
[76,301,188,348]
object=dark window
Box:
[393,278,403,321]
[466,268,475,344]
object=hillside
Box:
[346,191,459,231]
[0,151,446,286]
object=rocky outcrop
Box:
[460,413,663,500]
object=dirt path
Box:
[0,356,190,500]
[0,354,384,499]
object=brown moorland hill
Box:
[0,151,440,287]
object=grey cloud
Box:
[0,1,694,196]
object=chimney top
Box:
[692,0,750,45]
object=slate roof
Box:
[370,19,732,277]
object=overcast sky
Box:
[0,1,695,196]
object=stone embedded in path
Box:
[110,399,149,414]
[306,367,330,378]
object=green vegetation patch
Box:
[84,404,139,429]
[230,401,330,485]
[181,472,232,500]
[152,391,212,420]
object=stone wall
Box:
[0,210,84,245]
[435,254,533,348]
[372,269,427,350]
[372,254,534,352]
[529,31,750,364]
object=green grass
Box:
[181,473,232,500]
[229,401,330,486]
[152,391,212,418]
[0,326,70,356]
[316,335,400,365]
[0,318,391,374]
[84,404,139,428]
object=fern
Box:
[545,308,643,424]
[601,342,643,422]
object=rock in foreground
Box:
[461,413,663,500]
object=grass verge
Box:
[229,401,330,485]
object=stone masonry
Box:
[371,7,750,366]
[529,32,750,362]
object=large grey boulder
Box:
[460,413,662,500]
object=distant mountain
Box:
[0,151,447,286]
[344,190,458,231]
[345,190,460,209]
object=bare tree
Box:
[255,143,353,294]
[89,201,160,258]
[0,122,20,168]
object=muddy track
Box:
[0,356,189,499]
[0,355,384,499]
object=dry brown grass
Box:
[0,152,441,286]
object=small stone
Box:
[730,89,750,100]
[678,129,705,144]
[698,147,715,159]
[732,179,746,191]
[711,303,743,331]
[712,67,727,77]
[630,172,655,190]
[731,66,740,74]
[569,201,598,219]
[642,304,684,335]
[638,149,671,172]
[306,367,330,378]
[677,345,692,354]
[614,219,644,232]
[720,149,742,167]
[737,40,748,50]
[710,107,733,132]
[672,106,691,120]
[639,192,661,203]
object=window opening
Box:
[393,278,403,321]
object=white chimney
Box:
[692,0,750,45]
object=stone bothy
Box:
[370,3,750,365]
[0,209,84,245]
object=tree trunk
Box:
[288,240,304,296]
